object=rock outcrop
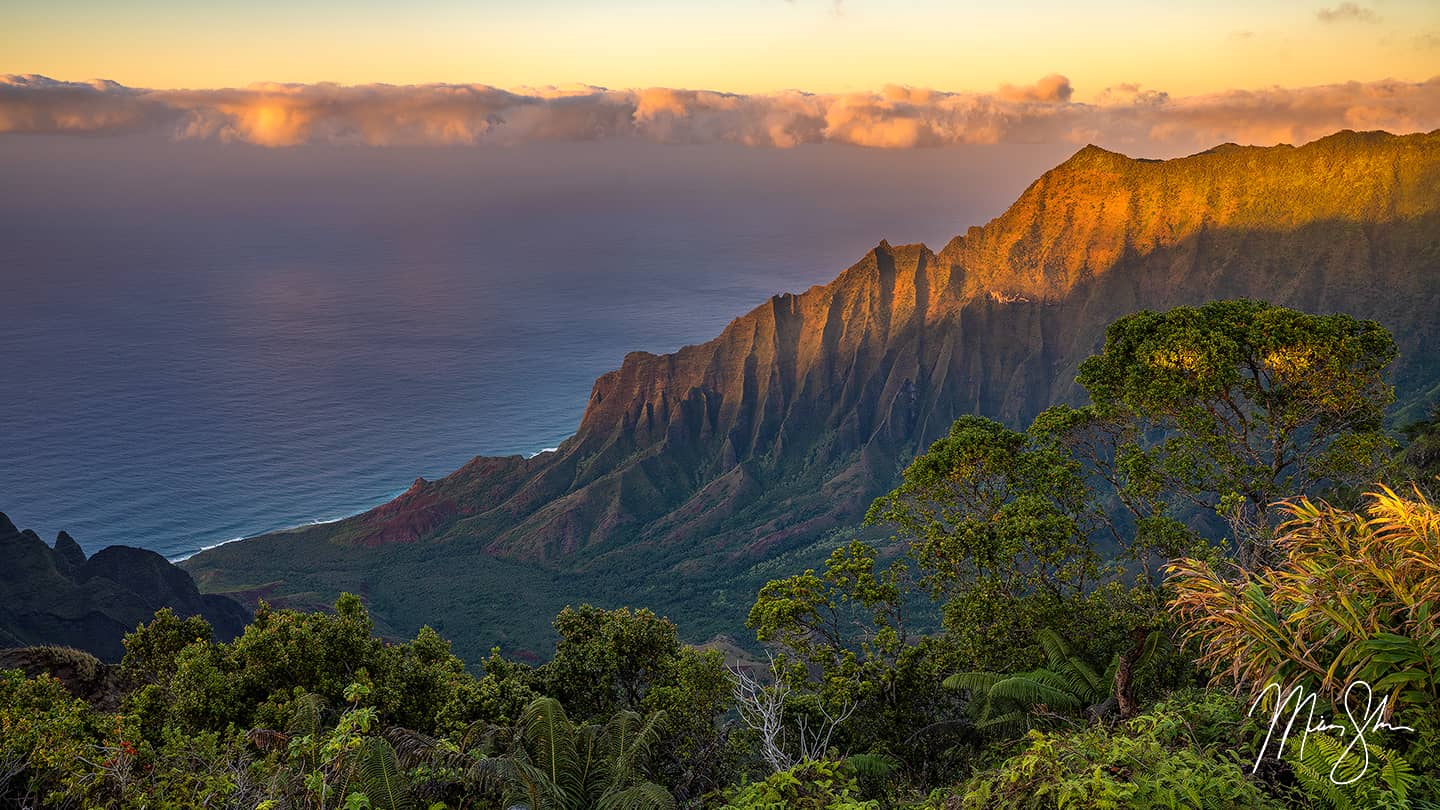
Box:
[0,513,252,661]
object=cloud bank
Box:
[2,73,1438,150]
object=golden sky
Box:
[4,1,1438,98]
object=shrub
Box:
[1169,487,1440,716]
[0,670,100,805]
[950,691,1282,810]
[724,759,877,810]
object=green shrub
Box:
[724,760,878,810]
[950,691,1281,810]
[0,670,101,805]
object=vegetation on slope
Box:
[6,301,1440,808]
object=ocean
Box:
[0,137,1070,559]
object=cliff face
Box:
[0,513,251,661]
[183,130,1440,660]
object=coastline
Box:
[168,443,566,563]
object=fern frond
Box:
[520,697,578,794]
[986,675,1085,711]
[597,780,676,810]
[974,710,1029,736]
[943,671,1004,692]
[384,726,442,769]
[287,692,325,737]
[352,736,415,810]
[844,752,899,780]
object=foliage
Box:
[6,303,1433,809]
[242,681,429,810]
[1168,487,1440,715]
[540,605,685,721]
[0,670,100,806]
[1285,731,1437,810]
[951,691,1284,810]
[639,646,739,803]
[537,605,737,802]
[1076,299,1396,564]
[440,646,541,731]
[393,695,674,810]
[133,594,472,737]
[747,540,970,783]
[120,607,215,689]
[945,627,1165,735]
[722,759,877,810]
[865,416,1102,615]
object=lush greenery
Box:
[5,301,1439,808]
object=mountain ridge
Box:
[0,512,251,661]
[183,129,1440,661]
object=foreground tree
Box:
[1076,299,1395,565]
[538,605,736,802]
[748,540,970,782]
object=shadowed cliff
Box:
[0,513,252,661]
[183,129,1440,662]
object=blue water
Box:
[0,137,1069,559]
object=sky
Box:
[1,2,1438,153]
[3,1,1438,96]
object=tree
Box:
[729,654,857,773]
[749,540,910,697]
[1076,299,1396,565]
[120,608,214,689]
[537,605,736,800]
[158,594,472,736]
[747,541,972,783]
[540,605,685,721]
[639,647,738,804]
[860,416,1114,673]
[865,416,1102,607]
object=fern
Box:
[287,692,325,737]
[597,781,676,810]
[945,632,1122,735]
[351,736,415,810]
[421,697,674,810]
[1288,731,1420,810]
[843,752,898,781]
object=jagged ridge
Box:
[183,129,1440,660]
[0,513,251,661]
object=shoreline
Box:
[168,443,566,564]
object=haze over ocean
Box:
[0,137,1070,559]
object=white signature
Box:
[1248,680,1415,785]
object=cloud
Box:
[2,73,1438,151]
[997,74,1074,103]
[1316,3,1379,23]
